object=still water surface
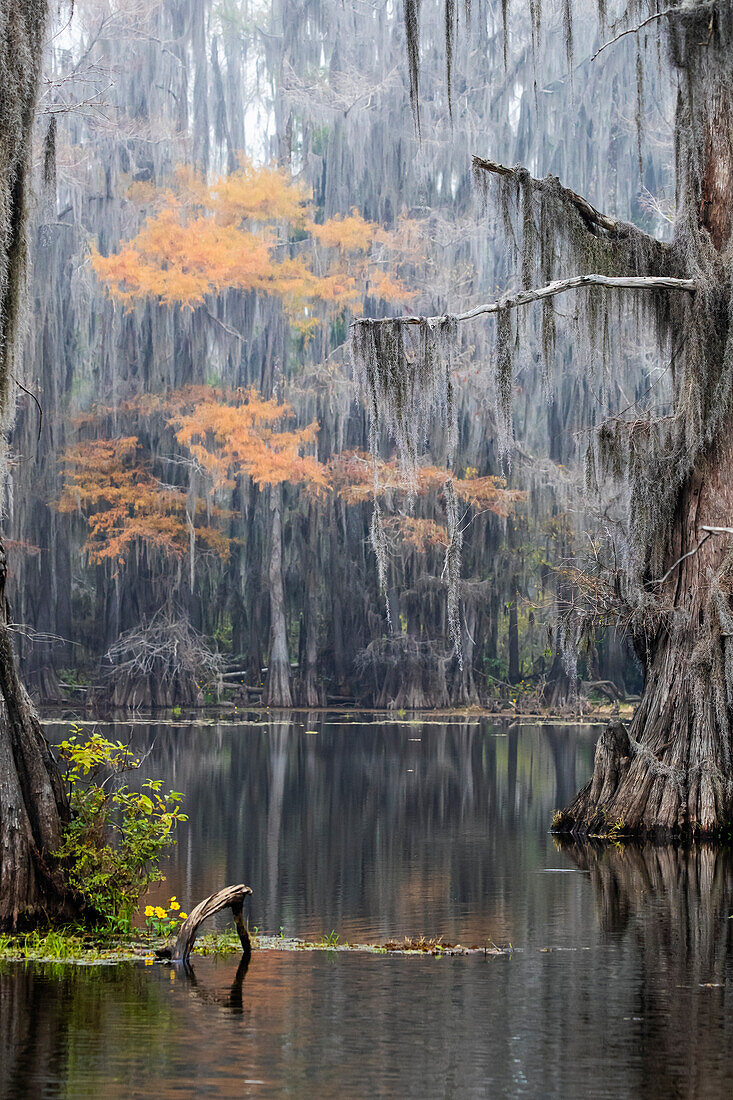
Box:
[3,715,733,1097]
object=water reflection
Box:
[182,954,251,1013]
[42,715,597,942]
[0,963,176,1096]
[4,717,733,1096]
[560,841,733,1098]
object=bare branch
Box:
[590,4,718,63]
[11,373,43,443]
[653,533,711,586]
[652,525,733,586]
[206,310,244,342]
[353,273,696,329]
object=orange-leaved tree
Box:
[90,160,418,340]
[330,450,526,701]
[170,386,330,706]
[330,450,524,516]
[59,386,330,705]
[58,436,230,567]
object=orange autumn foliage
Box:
[387,516,449,551]
[329,451,525,552]
[367,271,416,306]
[330,450,525,513]
[91,158,419,321]
[329,451,443,502]
[308,209,376,251]
[58,437,230,565]
[453,473,527,516]
[176,162,309,227]
[170,386,331,496]
[90,210,276,308]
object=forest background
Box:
[9,0,674,711]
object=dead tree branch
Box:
[653,533,712,586]
[652,526,733,586]
[353,274,696,329]
[172,884,253,963]
[590,3,718,63]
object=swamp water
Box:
[3,715,733,1097]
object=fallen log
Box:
[171,884,253,964]
[580,679,626,703]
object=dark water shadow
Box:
[558,839,733,1097]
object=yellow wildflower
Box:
[155,906,167,919]
[169,896,177,902]
[144,956,154,966]
[144,905,154,917]
[180,912,188,920]
[170,901,180,911]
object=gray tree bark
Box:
[0,0,79,927]
[264,484,293,706]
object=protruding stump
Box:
[171,884,253,963]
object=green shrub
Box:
[55,727,187,933]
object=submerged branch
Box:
[354,274,696,329]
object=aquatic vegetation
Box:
[54,729,188,933]
[0,929,132,963]
[143,898,188,938]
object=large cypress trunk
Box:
[559,433,733,835]
[558,17,733,837]
[0,541,74,926]
[0,0,79,926]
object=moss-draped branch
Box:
[353,273,696,330]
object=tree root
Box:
[553,717,733,840]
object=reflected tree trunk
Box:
[560,839,733,1095]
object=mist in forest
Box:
[8,0,674,715]
[6,1,733,1096]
